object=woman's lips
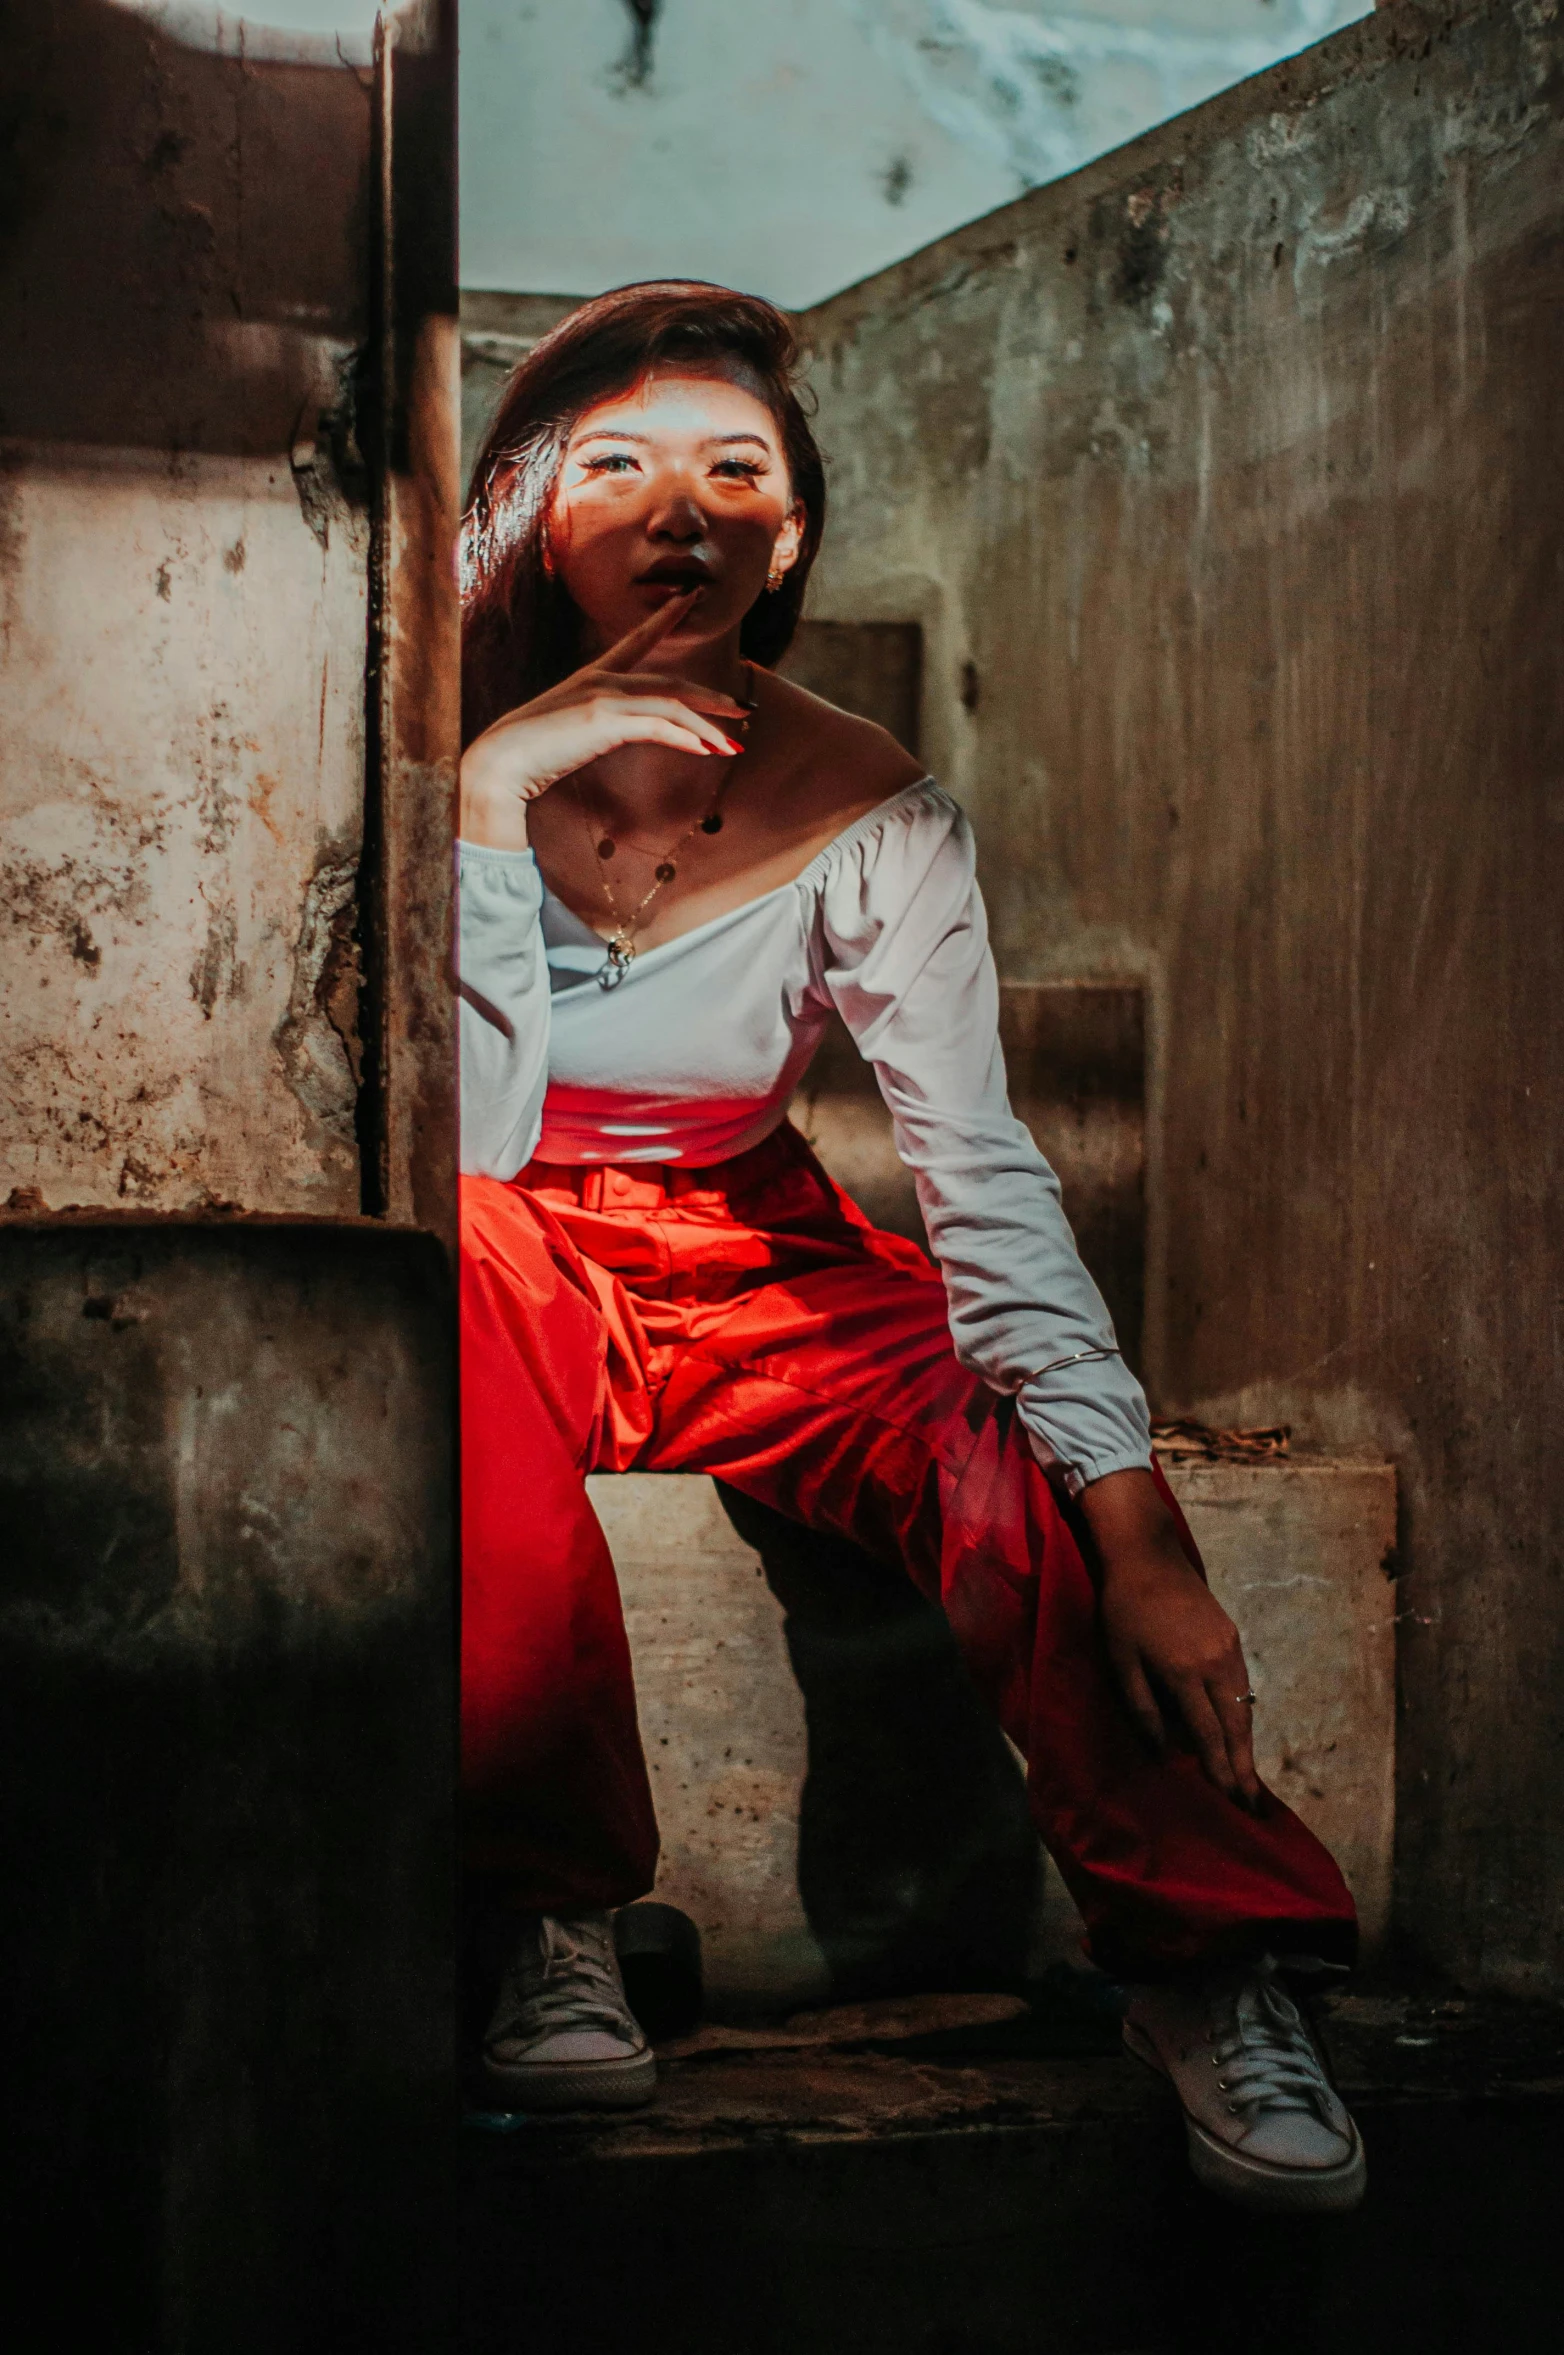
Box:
[637,570,711,597]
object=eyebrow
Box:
[571,428,774,452]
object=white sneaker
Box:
[481,1910,656,2113]
[1123,1954,1366,2212]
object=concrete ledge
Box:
[0,1222,455,2354]
[591,1455,1396,2001]
[463,1989,1564,2355]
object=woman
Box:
[458,282,1364,2212]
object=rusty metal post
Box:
[362,0,461,1242]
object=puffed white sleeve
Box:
[457,840,551,1180]
[817,784,1153,1493]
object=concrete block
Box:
[0,1221,455,2353]
[592,1453,1396,1998]
[592,1474,831,2011]
[1174,1457,1398,1953]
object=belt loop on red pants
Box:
[598,1165,670,1212]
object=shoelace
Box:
[1207,1959,1338,2124]
[496,1914,635,2040]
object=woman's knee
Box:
[460,1175,561,1283]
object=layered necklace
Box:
[576,661,758,991]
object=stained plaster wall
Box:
[0,4,377,1215]
[801,0,1564,1989]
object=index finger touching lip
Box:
[600,588,700,673]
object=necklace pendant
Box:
[654,859,677,884]
[596,837,615,861]
[700,812,723,834]
[598,934,634,991]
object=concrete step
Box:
[0,1220,456,2355]
[461,1987,1564,2355]
[593,1455,1397,2011]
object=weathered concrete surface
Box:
[597,1472,1041,2012]
[0,450,370,1212]
[2,3,461,1232]
[594,1474,831,2009]
[778,616,925,756]
[595,1456,1396,1992]
[0,1220,455,2352]
[0,4,377,1214]
[800,0,1564,1991]
[463,1988,1564,2355]
[0,13,461,2345]
[1178,1458,1397,1947]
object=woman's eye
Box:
[712,460,764,483]
[582,453,640,476]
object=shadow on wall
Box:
[2,1,374,457]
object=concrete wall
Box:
[1,446,370,1213]
[0,1222,455,2351]
[3,2,459,1234]
[0,4,376,1215]
[0,12,460,2340]
[800,0,1564,1991]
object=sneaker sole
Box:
[480,2044,657,2115]
[1123,2019,1367,2214]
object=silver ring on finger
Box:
[1237,1690,1257,1706]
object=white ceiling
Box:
[460,0,1371,309]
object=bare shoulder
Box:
[754,668,927,829]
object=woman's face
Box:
[548,368,804,659]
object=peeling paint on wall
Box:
[273,843,364,1172]
[0,452,369,1211]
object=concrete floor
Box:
[462,1984,1564,2354]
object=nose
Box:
[646,488,706,547]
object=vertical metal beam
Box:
[364,0,460,1242]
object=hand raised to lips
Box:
[459,590,752,851]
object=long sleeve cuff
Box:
[1017,1362,1154,1497]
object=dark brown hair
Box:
[460,281,826,748]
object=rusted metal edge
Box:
[360,0,460,1246]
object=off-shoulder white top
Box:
[457,778,1152,1492]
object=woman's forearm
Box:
[456,841,551,1179]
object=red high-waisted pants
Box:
[461,1123,1356,1976]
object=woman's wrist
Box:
[459,754,532,852]
[1076,1467,1191,1587]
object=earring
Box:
[765,563,786,594]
